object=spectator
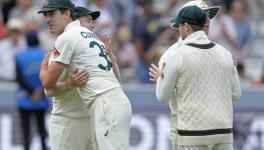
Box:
[113,23,139,83]
[1,0,16,23]
[0,18,27,82]
[15,30,49,150]
[8,0,39,21]
[149,27,178,62]
[0,11,6,39]
[208,0,238,54]
[230,0,253,61]
[252,64,264,86]
[107,0,136,26]
[237,62,252,88]
[22,5,56,51]
[133,0,162,83]
[89,0,116,37]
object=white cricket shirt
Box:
[52,20,121,102]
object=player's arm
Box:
[231,65,241,101]
[41,34,78,90]
[39,51,67,90]
[101,35,121,82]
[45,69,89,97]
[150,51,182,103]
[229,53,241,101]
[110,56,121,82]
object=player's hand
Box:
[101,35,117,62]
[101,35,112,53]
[66,69,90,89]
[149,63,166,82]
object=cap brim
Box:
[204,6,220,19]
[90,11,100,20]
[38,7,57,13]
[170,18,179,29]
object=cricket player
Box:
[46,6,120,97]
[38,1,132,150]
[150,0,220,149]
[37,0,92,150]
[73,6,121,82]
[150,5,241,150]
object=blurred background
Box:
[0,0,264,149]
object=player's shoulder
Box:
[213,42,232,55]
[55,32,72,46]
[166,41,181,53]
[56,27,86,44]
[160,42,182,62]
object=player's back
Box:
[63,23,121,101]
[175,43,235,130]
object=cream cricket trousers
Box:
[178,144,233,150]
[88,87,132,150]
[49,115,92,150]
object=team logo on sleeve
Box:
[44,0,49,6]
[51,47,61,57]
[200,1,207,9]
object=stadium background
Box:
[0,0,264,149]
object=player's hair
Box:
[59,8,75,20]
[189,24,203,32]
[179,22,204,32]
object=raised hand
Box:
[149,63,166,82]
[101,35,117,62]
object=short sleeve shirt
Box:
[50,20,121,101]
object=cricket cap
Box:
[38,0,75,13]
[170,5,206,28]
[181,0,220,19]
[73,6,100,20]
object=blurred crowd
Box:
[0,0,264,87]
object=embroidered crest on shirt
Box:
[51,47,60,57]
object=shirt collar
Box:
[182,31,211,45]
[64,20,81,32]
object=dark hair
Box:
[59,8,75,20]
[189,24,204,32]
[179,22,204,32]
[237,63,244,71]
[26,31,39,46]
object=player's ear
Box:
[184,23,189,32]
[63,10,71,18]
